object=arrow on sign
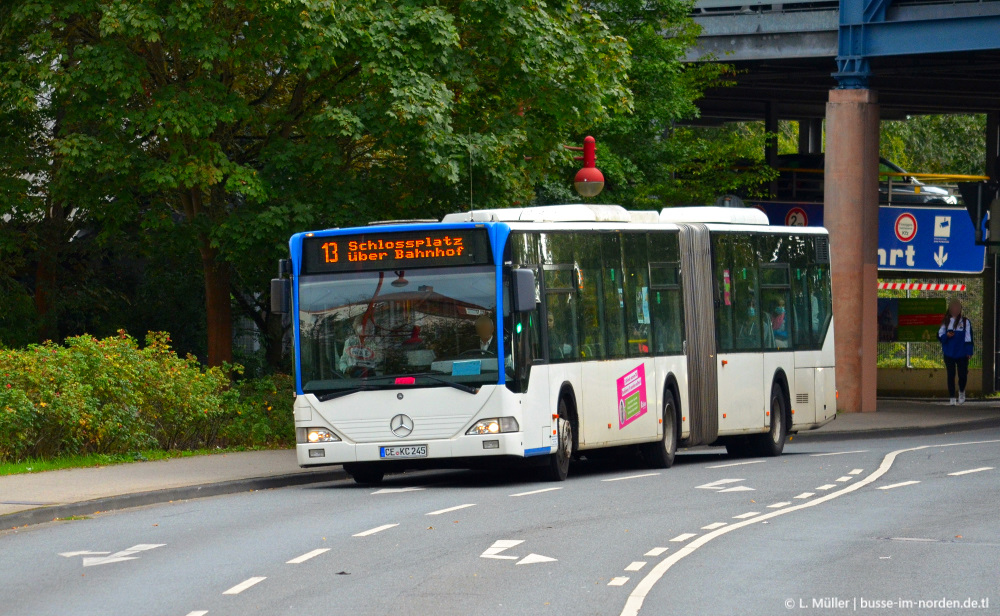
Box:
[934,246,948,267]
[61,544,165,567]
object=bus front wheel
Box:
[543,398,573,481]
[344,463,385,485]
[643,390,677,469]
[753,384,788,457]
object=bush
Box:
[0,331,293,462]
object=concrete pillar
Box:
[824,89,880,413]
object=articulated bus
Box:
[272,204,837,484]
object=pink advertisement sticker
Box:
[617,364,648,429]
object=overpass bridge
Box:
[684,0,1000,411]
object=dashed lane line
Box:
[602,473,661,482]
[427,504,476,516]
[669,533,697,542]
[286,549,330,564]
[645,547,668,557]
[619,438,1000,616]
[877,481,921,490]
[510,487,562,497]
[810,450,868,457]
[766,502,791,509]
[705,460,766,468]
[701,522,727,530]
[625,562,647,572]
[184,612,208,616]
[815,484,837,490]
[835,476,853,482]
[609,577,630,586]
[353,523,399,537]
[222,577,266,595]
[732,512,759,519]
[948,467,993,476]
[793,492,814,499]
[849,469,864,475]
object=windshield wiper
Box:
[312,373,477,401]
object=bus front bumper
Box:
[296,432,550,467]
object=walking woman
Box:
[938,300,974,405]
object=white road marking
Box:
[427,504,476,516]
[481,539,523,559]
[877,481,921,490]
[718,486,755,492]
[223,577,266,595]
[602,473,661,482]
[835,476,853,482]
[815,484,837,490]
[618,438,1000,616]
[644,547,668,557]
[510,487,562,497]
[767,502,791,508]
[516,553,557,565]
[948,467,994,476]
[732,512,760,519]
[891,537,939,542]
[706,460,765,468]
[625,561,647,571]
[849,469,864,475]
[59,551,110,558]
[669,533,697,542]
[794,492,814,499]
[353,523,398,537]
[184,612,208,616]
[810,450,868,457]
[73,544,165,567]
[286,548,330,564]
[695,478,744,490]
[371,487,425,494]
[701,522,727,530]
[609,577,630,586]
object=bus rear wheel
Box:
[543,398,573,481]
[752,385,788,457]
[642,390,677,469]
[344,463,385,485]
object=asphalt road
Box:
[2,428,998,616]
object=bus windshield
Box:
[297,265,501,395]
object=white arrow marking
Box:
[81,544,165,567]
[59,551,110,558]
[370,487,425,495]
[516,553,557,565]
[695,478,744,490]
[718,485,755,493]
[934,246,948,267]
[481,539,523,559]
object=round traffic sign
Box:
[785,207,808,226]
[894,213,917,242]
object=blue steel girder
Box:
[835,0,1000,89]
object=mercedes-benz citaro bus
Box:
[271,204,837,485]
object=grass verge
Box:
[0,445,284,476]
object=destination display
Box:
[302,228,492,274]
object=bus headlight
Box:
[466,417,519,435]
[304,428,340,443]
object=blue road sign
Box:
[751,202,985,274]
[878,206,985,274]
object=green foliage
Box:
[0,331,293,462]
[881,114,987,176]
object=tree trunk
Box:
[34,249,58,342]
[199,237,233,367]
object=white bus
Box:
[272,205,837,484]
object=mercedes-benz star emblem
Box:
[390,414,413,438]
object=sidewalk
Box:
[2,398,999,529]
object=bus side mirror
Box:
[271,278,290,314]
[512,268,536,313]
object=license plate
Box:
[380,445,428,459]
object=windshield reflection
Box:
[298,266,501,393]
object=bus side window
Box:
[809,264,833,346]
[714,233,760,351]
[788,236,813,350]
[546,292,578,361]
[648,232,684,355]
[601,233,627,359]
[623,233,651,357]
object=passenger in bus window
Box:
[547,311,573,359]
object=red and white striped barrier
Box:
[877,283,966,291]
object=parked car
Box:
[773,153,959,205]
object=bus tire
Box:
[543,398,573,481]
[753,384,788,457]
[642,390,677,469]
[344,463,385,485]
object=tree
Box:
[881,114,987,176]
[2,0,630,365]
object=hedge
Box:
[0,331,293,462]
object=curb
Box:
[2,468,348,530]
[790,417,1000,442]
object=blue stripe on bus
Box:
[524,446,552,457]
